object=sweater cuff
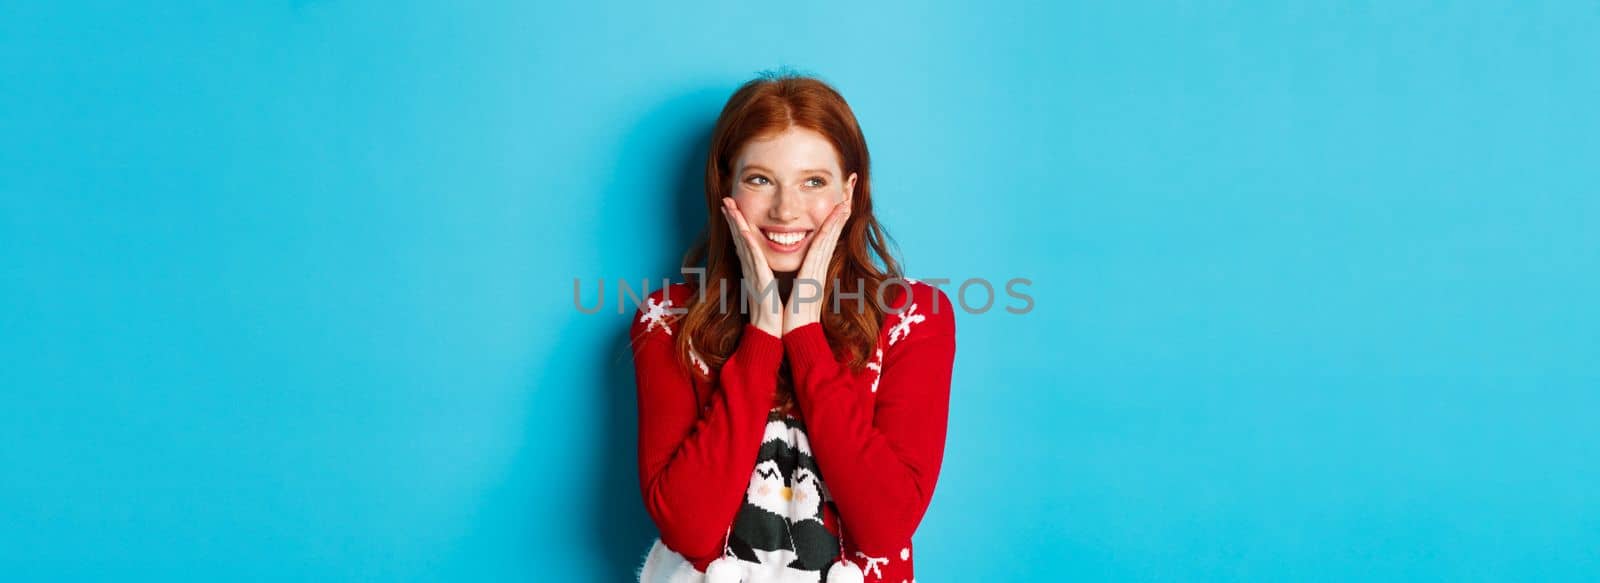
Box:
[782,322,837,373]
[736,323,785,374]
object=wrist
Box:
[781,320,833,372]
[754,318,783,338]
[782,313,819,336]
[735,323,785,377]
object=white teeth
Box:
[764,230,808,246]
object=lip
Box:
[758,227,813,253]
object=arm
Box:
[631,291,783,565]
[782,286,957,552]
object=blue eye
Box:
[746,175,769,185]
[806,177,826,187]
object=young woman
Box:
[631,72,956,583]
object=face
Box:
[729,126,856,273]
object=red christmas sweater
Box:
[631,279,956,581]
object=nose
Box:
[768,188,800,222]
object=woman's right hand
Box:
[721,197,783,337]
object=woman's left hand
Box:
[783,201,851,335]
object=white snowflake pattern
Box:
[866,348,883,393]
[886,302,925,347]
[855,551,889,579]
[638,296,675,336]
[687,338,710,376]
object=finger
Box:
[723,197,743,228]
[720,207,744,258]
[800,203,849,282]
[829,203,851,244]
[744,228,773,276]
[722,208,755,279]
[824,203,848,244]
[743,232,779,320]
[721,199,748,249]
[728,213,779,317]
[726,205,760,262]
[725,201,774,278]
[797,241,827,288]
[812,203,848,258]
[722,206,775,316]
[721,206,741,245]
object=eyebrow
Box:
[742,164,834,177]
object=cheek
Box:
[730,191,766,215]
[805,197,838,224]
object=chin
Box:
[764,259,801,273]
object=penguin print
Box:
[726,408,844,581]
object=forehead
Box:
[735,126,841,173]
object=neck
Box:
[774,271,797,301]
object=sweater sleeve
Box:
[782,284,957,553]
[631,287,784,568]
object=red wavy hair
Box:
[674,71,903,414]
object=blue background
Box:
[3,2,1597,581]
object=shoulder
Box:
[882,278,956,348]
[630,282,695,339]
[884,278,955,322]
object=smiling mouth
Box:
[761,229,813,247]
